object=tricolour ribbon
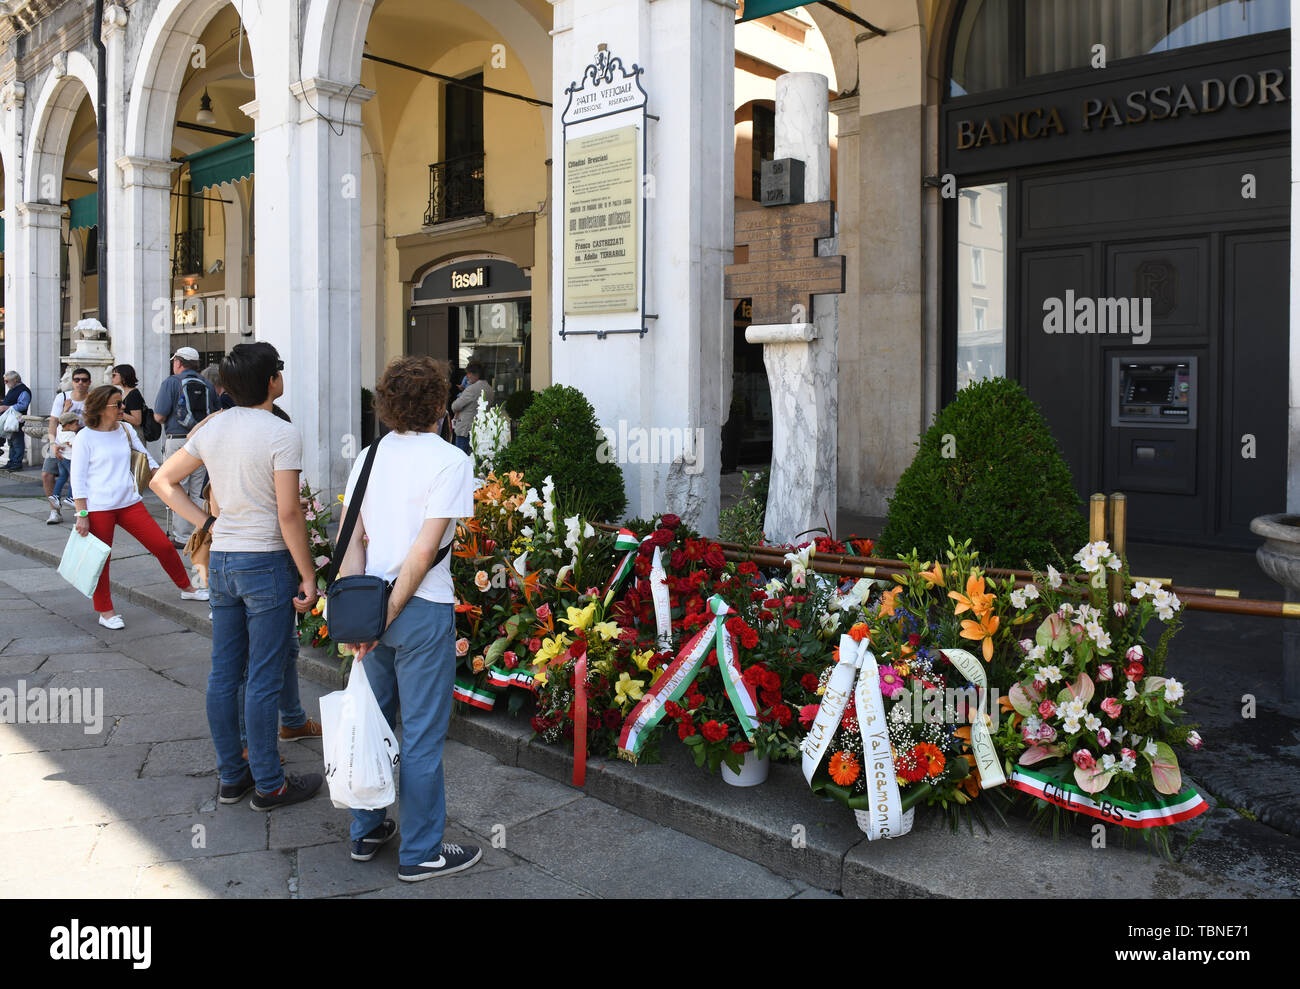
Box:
[937,648,1006,790]
[602,528,644,608]
[617,595,758,762]
[1008,766,1207,828]
[452,676,495,711]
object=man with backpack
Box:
[154,347,219,547]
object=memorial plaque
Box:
[724,201,845,324]
[564,125,640,315]
[760,157,804,206]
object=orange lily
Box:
[949,574,995,619]
[954,727,981,799]
[878,586,903,617]
[959,611,999,661]
[517,567,542,604]
[920,561,945,587]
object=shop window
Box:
[751,104,775,201]
[950,0,1289,96]
[955,183,1006,390]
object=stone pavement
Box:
[3,467,1300,898]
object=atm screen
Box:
[1129,377,1172,403]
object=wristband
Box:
[76,510,89,518]
[201,515,216,533]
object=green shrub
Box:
[878,377,1087,569]
[503,388,535,421]
[496,384,627,522]
[718,469,767,546]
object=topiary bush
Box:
[503,388,535,421]
[496,383,627,522]
[878,377,1088,569]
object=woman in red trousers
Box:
[71,385,208,629]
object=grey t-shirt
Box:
[183,408,303,553]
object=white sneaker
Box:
[61,497,76,509]
[46,508,63,525]
[47,495,59,509]
[98,614,125,630]
[181,587,210,601]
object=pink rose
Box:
[1186,730,1203,751]
[1032,678,1046,693]
[1097,727,1112,748]
[1022,725,1038,742]
[1126,645,1143,664]
[1096,663,1114,682]
[1038,699,1056,719]
[503,650,518,669]
[1125,661,1145,682]
[536,603,552,621]
[455,637,469,657]
[1121,747,1137,763]
[1100,697,1122,719]
[1037,723,1057,743]
[1073,749,1096,771]
[586,587,600,598]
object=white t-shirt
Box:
[342,431,474,605]
[49,392,85,425]
[183,408,303,553]
[70,425,158,512]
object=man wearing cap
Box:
[154,347,219,546]
[1,371,33,471]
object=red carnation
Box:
[704,547,727,570]
[742,665,767,687]
[569,638,587,659]
[602,710,622,731]
[801,674,820,692]
[772,704,793,727]
[530,715,550,734]
[731,741,752,754]
[664,700,684,719]
[660,514,681,530]
[760,670,782,692]
[726,616,745,635]
[634,557,651,577]
[785,618,802,630]
[677,721,696,740]
[705,649,718,668]
[737,560,759,576]
[701,720,728,743]
[740,628,759,650]
[670,549,686,571]
[760,689,782,707]
[528,637,542,653]
[686,692,706,710]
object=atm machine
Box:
[1105,356,1198,500]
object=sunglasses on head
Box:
[276,360,284,371]
[107,401,122,409]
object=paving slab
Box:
[0,743,150,784]
[0,720,111,754]
[0,655,49,676]
[0,866,141,899]
[3,632,105,655]
[0,775,217,832]
[38,651,151,673]
[0,823,104,878]
[352,863,594,899]
[106,711,208,747]
[89,811,270,870]
[141,739,218,778]
[442,738,584,834]
[135,849,294,898]
[295,834,517,899]
[41,668,206,717]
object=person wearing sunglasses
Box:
[70,386,208,630]
[43,368,91,524]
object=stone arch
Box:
[925,0,964,106]
[23,49,98,201]
[125,0,270,162]
[840,0,929,111]
[301,0,375,84]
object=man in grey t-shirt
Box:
[151,342,322,812]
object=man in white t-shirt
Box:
[336,355,480,881]
[151,342,323,813]
[42,367,90,523]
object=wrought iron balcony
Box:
[424,153,485,226]
[172,228,204,277]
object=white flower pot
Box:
[721,751,770,787]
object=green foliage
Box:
[718,469,767,546]
[496,384,627,523]
[503,388,535,421]
[879,377,1087,569]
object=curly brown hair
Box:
[82,385,124,428]
[375,355,449,433]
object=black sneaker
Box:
[249,772,323,811]
[397,841,482,882]
[218,767,255,804]
[351,819,398,862]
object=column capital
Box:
[116,155,179,190]
[2,80,25,111]
[289,77,374,127]
[102,3,128,41]
[17,201,67,226]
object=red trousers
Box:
[88,500,191,612]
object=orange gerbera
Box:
[829,751,861,786]
[914,742,945,778]
[949,574,995,618]
[959,611,1000,661]
[848,622,871,643]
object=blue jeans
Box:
[52,457,72,499]
[4,430,24,468]
[454,434,470,454]
[208,550,298,794]
[237,644,309,746]
[350,598,455,866]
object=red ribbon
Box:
[572,652,588,787]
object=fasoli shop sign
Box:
[941,49,1289,173]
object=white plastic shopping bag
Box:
[320,659,399,810]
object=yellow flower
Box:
[533,634,571,666]
[650,667,666,686]
[560,602,597,633]
[592,620,620,642]
[631,649,655,672]
[614,672,644,709]
[533,667,549,687]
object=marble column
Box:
[12,202,66,408]
[112,155,178,398]
[549,0,733,534]
[745,72,838,546]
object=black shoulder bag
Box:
[326,436,452,643]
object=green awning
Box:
[69,193,97,231]
[739,0,806,21]
[185,132,254,193]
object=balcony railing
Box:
[425,153,485,226]
[172,228,204,277]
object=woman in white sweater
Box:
[71,386,208,629]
